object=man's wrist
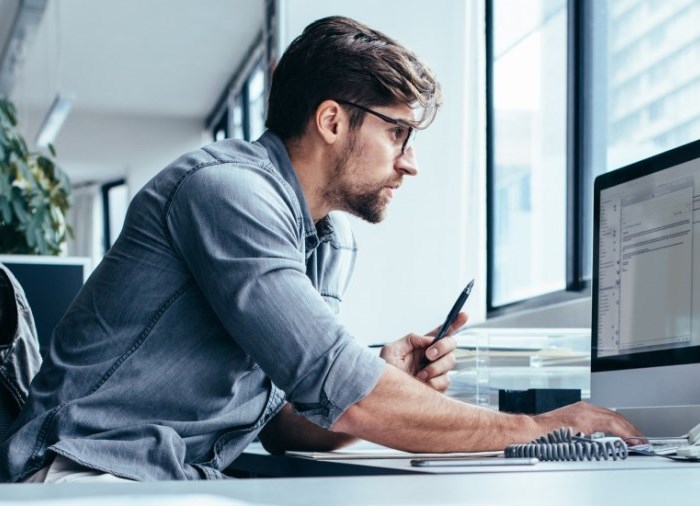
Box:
[505,413,542,443]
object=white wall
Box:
[280,0,487,345]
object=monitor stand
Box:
[614,405,700,438]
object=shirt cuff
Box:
[291,343,385,429]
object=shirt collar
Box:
[257,131,330,249]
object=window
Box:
[488,0,568,308]
[212,110,228,142]
[487,0,700,314]
[584,0,700,277]
[208,57,268,142]
[230,95,245,140]
[247,61,267,141]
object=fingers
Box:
[424,335,457,363]
[409,333,437,350]
[580,402,644,440]
[427,311,469,338]
[425,373,451,393]
[379,329,460,387]
[448,311,469,334]
[535,401,645,440]
[417,347,457,381]
[603,409,644,441]
[379,333,429,363]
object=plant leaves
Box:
[0,196,12,223]
[1,95,72,255]
[3,99,16,126]
[11,197,29,224]
[34,226,48,255]
[24,220,36,248]
[0,172,10,196]
[0,97,17,126]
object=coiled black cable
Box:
[505,427,628,461]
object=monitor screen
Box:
[0,255,88,354]
[591,139,700,437]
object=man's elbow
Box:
[259,434,286,455]
[331,402,367,437]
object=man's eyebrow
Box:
[392,116,416,127]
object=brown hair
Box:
[266,16,442,141]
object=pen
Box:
[433,279,475,342]
[411,457,538,467]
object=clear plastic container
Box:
[445,328,591,410]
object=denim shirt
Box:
[0,132,385,482]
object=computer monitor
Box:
[0,255,89,354]
[590,139,700,438]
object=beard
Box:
[339,185,390,224]
[323,134,399,224]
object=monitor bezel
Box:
[591,138,700,373]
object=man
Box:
[0,16,639,483]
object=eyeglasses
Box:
[336,99,416,154]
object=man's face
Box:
[325,103,420,223]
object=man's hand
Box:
[533,401,643,442]
[379,312,467,392]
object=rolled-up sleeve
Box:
[166,163,385,428]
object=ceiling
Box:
[0,1,20,64]
[1,0,265,119]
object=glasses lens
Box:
[402,127,416,153]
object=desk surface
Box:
[2,465,700,505]
[227,442,694,478]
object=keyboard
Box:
[628,438,687,456]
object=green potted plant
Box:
[0,96,71,255]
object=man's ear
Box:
[314,100,345,146]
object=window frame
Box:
[211,106,229,142]
[206,1,277,143]
[100,178,127,255]
[485,0,592,317]
[206,49,265,142]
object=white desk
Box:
[1,464,700,506]
[227,442,693,478]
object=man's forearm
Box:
[333,364,641,452]
[261,359,640,455]
[332,364,540,452]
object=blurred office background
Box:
[1,0,699,345]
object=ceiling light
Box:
[35,94,74,148]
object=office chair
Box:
[0,264,41,442]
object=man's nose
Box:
[396,146,419,176]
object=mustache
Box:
[382,177,403,190]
